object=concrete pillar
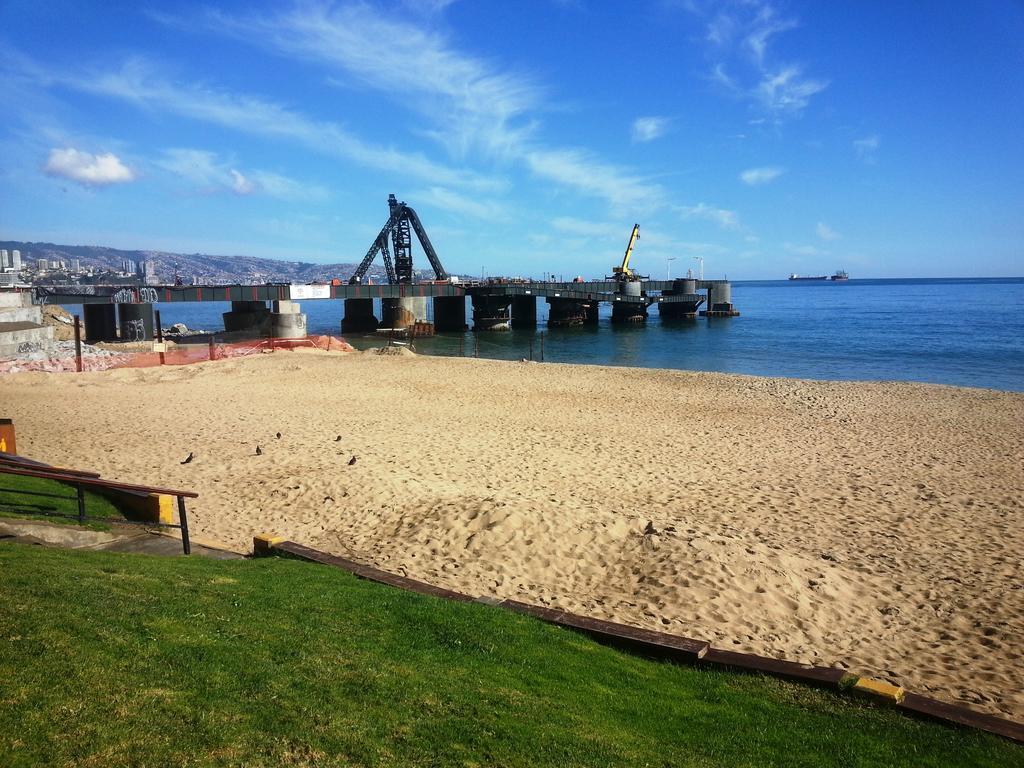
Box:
[584,300,600,325]
[272,312,307,338]
[471,294,512,331]
[700,282,739,317]
[611,281,647,324]
[433,296,467,331]
[83,303,118,343]
[270,300,307,338]
[380,297,426,330]
[510,295,537,328]
[659,300,700,320]
[546,298,589,327]
[117,303,155,341]
[341,298,378,333]
[659,279,702,320]
[223,300,271,336]
[708,282,732,310]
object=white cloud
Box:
[753,65,827,114]
[43,147,135,186]
[853,134,880,163]
[677,203,740,229]
[550,216,622,239]
[156,147,326,200]
[35,4,670,213]
[692,1,827,118]
[816,222,840,241]
[631,116,671,143]
[784,242,824,257]
[401,0,460,14]
[740,165,784,185]
[744,4,798,65]
[414,186,507,219]
[250,170,328,201]
[206,3,539,160]
[549,217,730,259]
[525,148,662,208]
[171,4,663,208]
[61,58,484,189]
[229,169,257,195]
[156,148,221,187]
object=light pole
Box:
[692,256,704,281]
[666,257,677,280]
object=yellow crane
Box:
[612,223,640,281]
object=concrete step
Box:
[0,323,55,357]
[0,306,43,324]
[0,290,32,309]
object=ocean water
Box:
[85,277,1024,392]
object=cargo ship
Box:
[830,270,849,281]
[788,273,828,281]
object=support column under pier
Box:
[659,301,700,320]
[610,281,647,324]
[510,295,536,328]
[611,300,648,323]
[433,296,467,331]
[117,303,155,341]
[584,300,600,325]
[659,279,702,320]
[700,282,740,317]
[271,300,308,339]
[381,297,429,331]
[471,294,512,331]
[546,298,590,327]
[83,303,118,343]
[341,298,378,333]
[223,301,271,336]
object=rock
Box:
[169,323,189,335]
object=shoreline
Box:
[3,350,1022,718]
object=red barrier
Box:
[0,335,355,374]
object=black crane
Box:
[349,194,448,284]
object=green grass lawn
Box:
[0,545,1019,768]
[0,472,124,530]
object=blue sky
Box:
[1,0,1022,279]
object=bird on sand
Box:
[276,432,282,439]
[180,452,194,464]
[348,455,357,465]
[255,445,263,456]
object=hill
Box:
[0,240,418,284]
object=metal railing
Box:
[0,459,198,554]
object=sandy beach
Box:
[3,349,1022,718]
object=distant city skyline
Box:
[1,1,1022,279]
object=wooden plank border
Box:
[501,599,709,662]
[273,540,475,603]
[256,538,1024,744]
[700,648,848,687]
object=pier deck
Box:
[31,280,729,306]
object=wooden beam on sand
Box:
[499,599,710,662]
[271,540,475,603]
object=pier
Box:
[26,194,738,343]
[31,278,739,342]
